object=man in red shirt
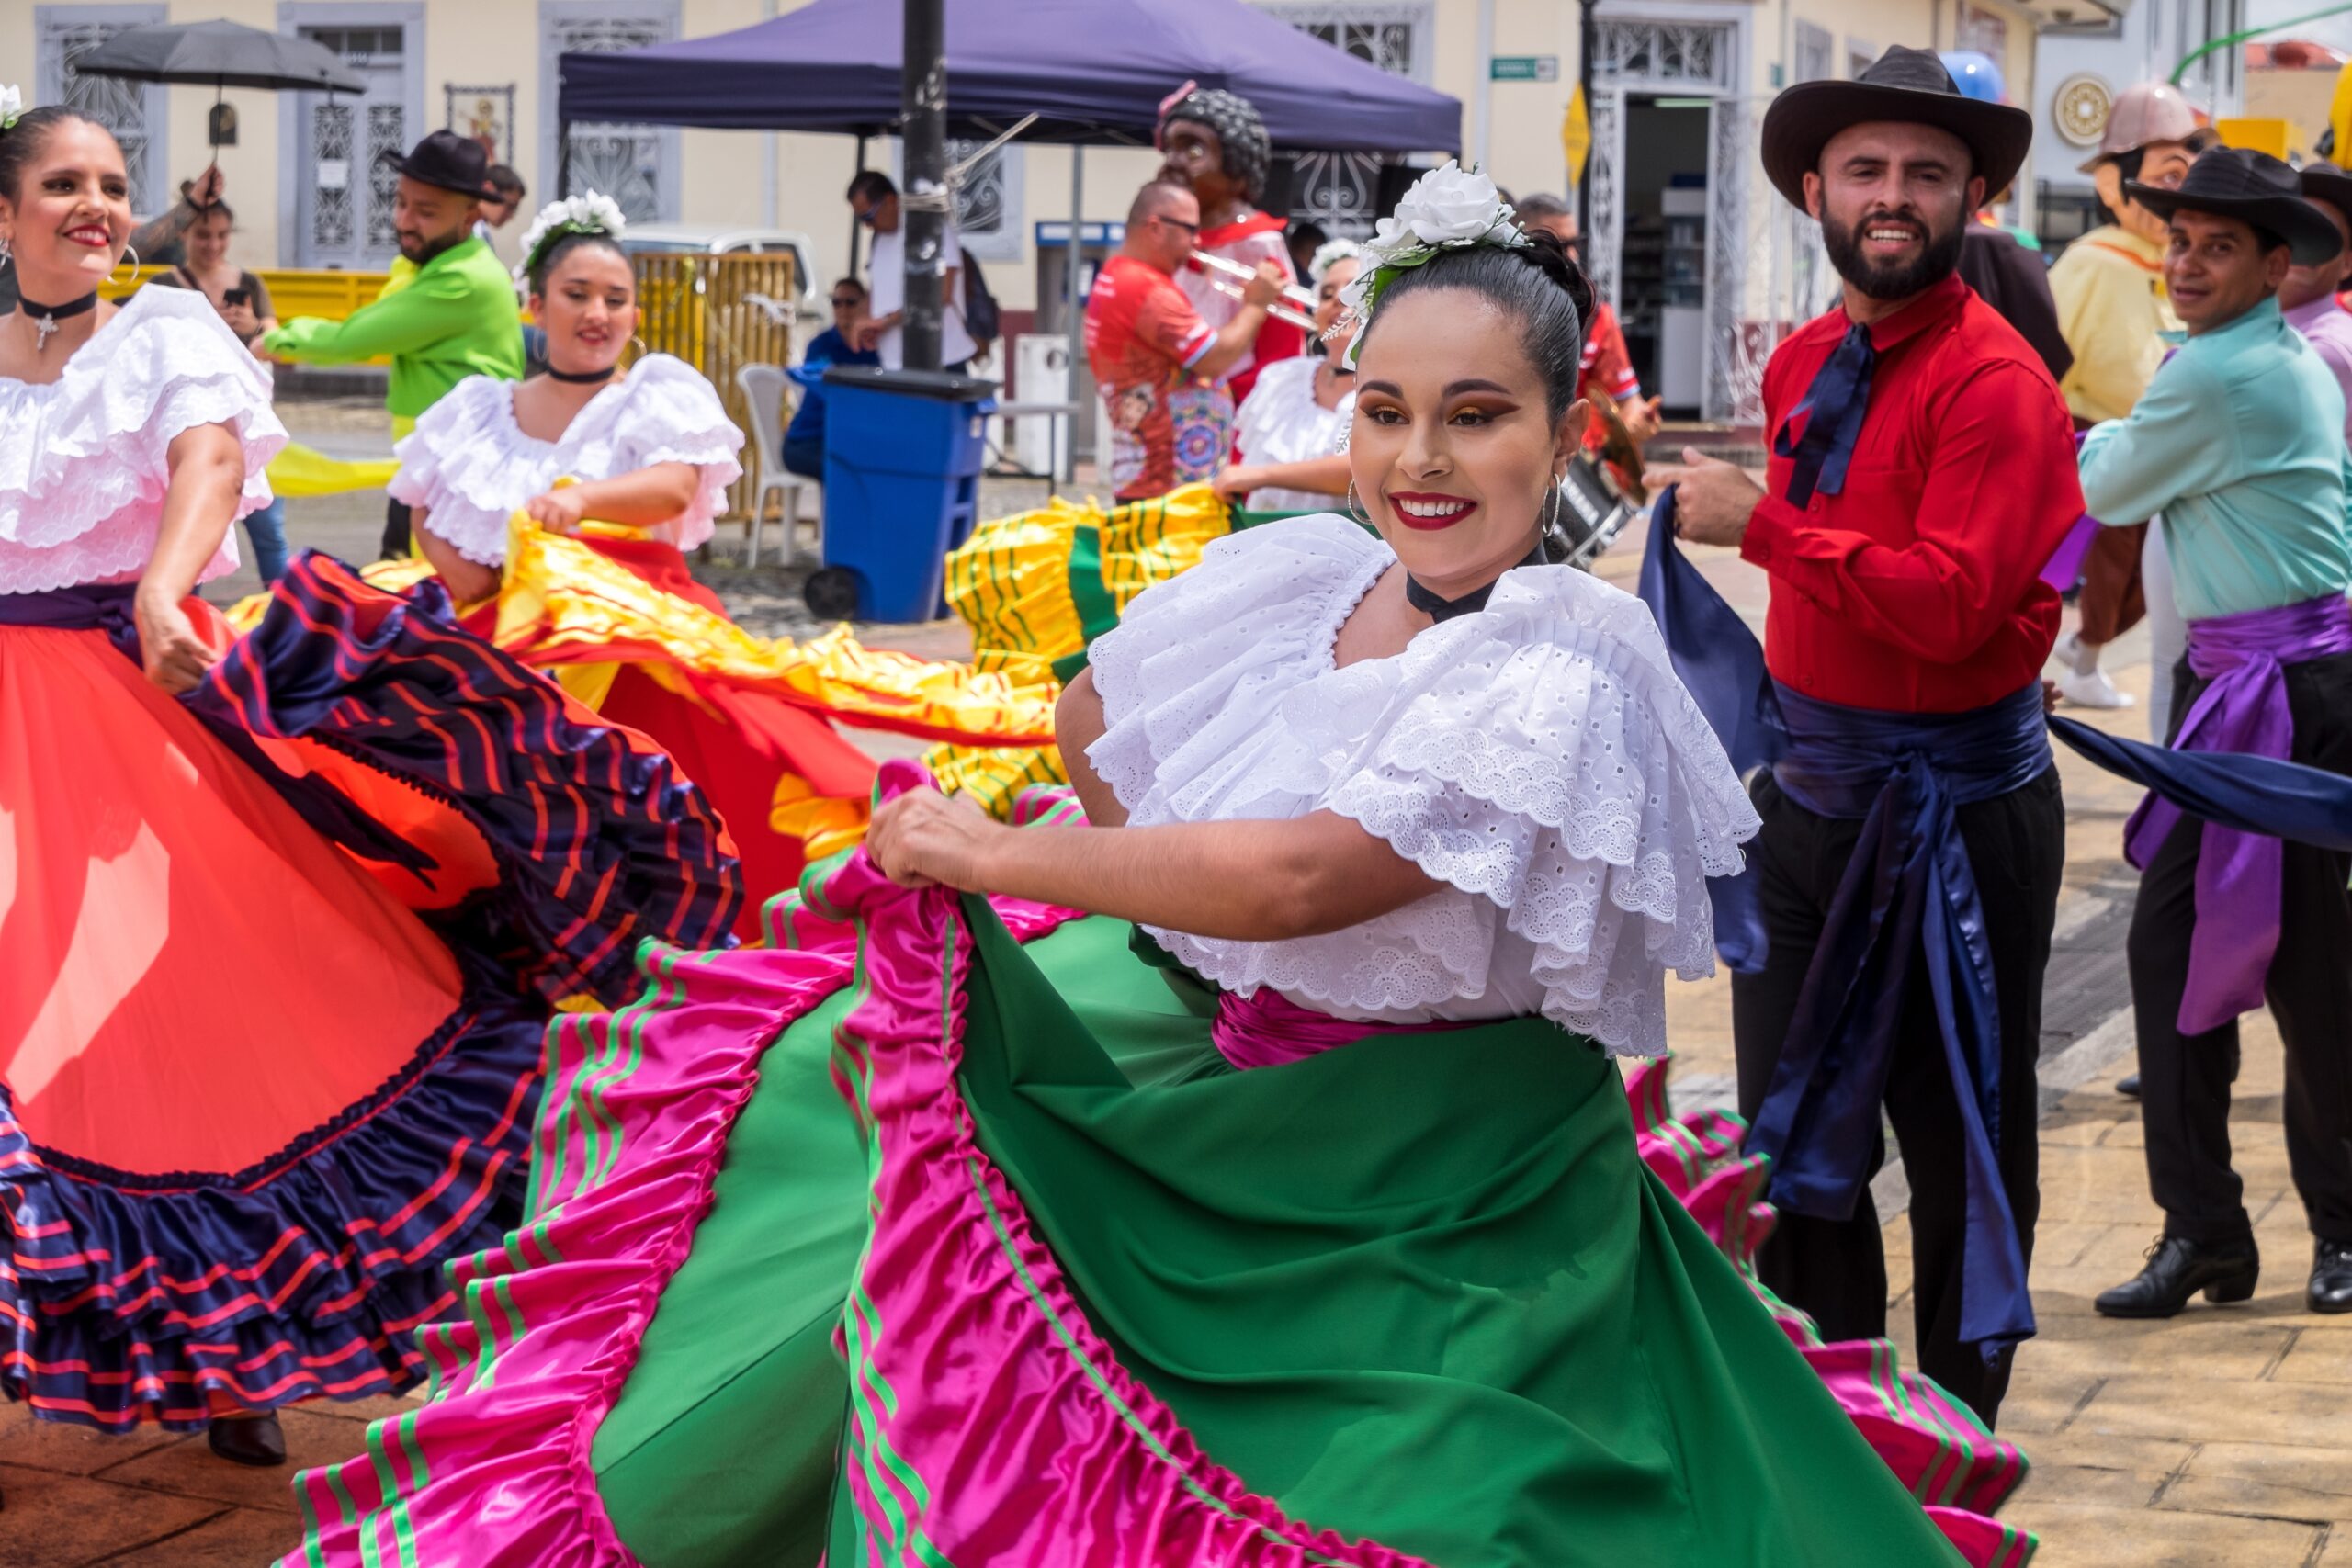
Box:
[1085,181,1283,501]
[1652,47,2079,1425]
[1513,193,1663,447]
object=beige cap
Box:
[2078,82,2202,173]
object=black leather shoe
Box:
[207,1412,288,1467]
[2096,1234,2259,1318]
[2116,1074,2141,1098]
[2312,1240,2352,1314]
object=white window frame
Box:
[35,4,169,215]
[277,2,427,270]
[539,0,683,224]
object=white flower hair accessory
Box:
[1337,161,1529,363]
[514,190,628,286]
[0,85,25,134]
[1306,237,1362,287]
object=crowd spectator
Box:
[1514,194,1662,444]
[785,276,883,479]
[146,199,289,582]
[1084,180,1281,501]
[846,170,978,372]
[476,164,526,251]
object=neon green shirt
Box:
[263,235,521,419]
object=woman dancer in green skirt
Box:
[291,166,2033,1568]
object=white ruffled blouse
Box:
[1230,355,1354,514]
[1086,513,1758,1057]
[0,287,285,596]
[389,355,744,566]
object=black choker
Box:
[1404,542,1546,623]
[18,290,99,353]
[546,363,616,385]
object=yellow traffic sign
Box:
[1563,85,1592,181]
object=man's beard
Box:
[398,225,468,265]
[1820,207,1966,301]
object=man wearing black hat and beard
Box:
[260,130,524,558]
[1650,45,2081,1425]
[2071,147,2352,1323]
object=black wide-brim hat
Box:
[2301,161,2352,238]
[378,128,495,200]
[2127,146,2345,265]
[1761,44,2033,209]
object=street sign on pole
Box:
[1563,85,1592,186]
[1491,55,1558,82]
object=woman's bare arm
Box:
[548,463,702,526]
[866,790,1441,942]
[135,423,244,691]
[1052,669,1125,827]
[411,506,503,605]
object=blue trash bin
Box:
[813,366,997,623]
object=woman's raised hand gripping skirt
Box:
[288,764,2034,1568]
[1,555,740,1430]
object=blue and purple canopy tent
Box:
[555,0,1460,152]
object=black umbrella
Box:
[73,18,365,94]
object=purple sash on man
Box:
[2127,595,2352,1032]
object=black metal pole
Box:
[559,116,573,200]
[901,0,946,371]
[850,133,868,277]
[1576,0,1596,234]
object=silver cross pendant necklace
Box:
[20,290,99,353]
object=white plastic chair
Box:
[735,362,814,566]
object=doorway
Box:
[284,9,420,270]
[1614,96,1712,418]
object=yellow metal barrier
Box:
[100,265,391,321]
[632,252,797,520]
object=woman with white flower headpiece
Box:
[0,98,740,1470]
[1212,237,1361,514]
[379,196,1057,937]
[295,164,2030,1568]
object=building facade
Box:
[6,0,2077,425]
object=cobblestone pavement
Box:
[7,417,2335,1564]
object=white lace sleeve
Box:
[391,378,525,567]
[0,289,284,592]
[610,355,745,552]
[1128,562,1759,1057]
[1085,513,1388,818]
[1316,570,1757,1054]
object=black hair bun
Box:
[1517,226,1596,332]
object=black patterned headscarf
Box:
[1156,85,1272,205]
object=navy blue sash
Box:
[1757,680,2047,1359]
[1637,485,2352,1360]
[1637,492,1783,971]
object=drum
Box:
[1555,454,1635,570]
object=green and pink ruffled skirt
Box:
[288,773,2035,1567]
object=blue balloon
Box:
[1939,50,2007,104]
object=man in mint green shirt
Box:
[261,130,523,557]
[2076,146,2352,1325]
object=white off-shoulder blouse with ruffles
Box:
[1085,513,1760,1057]
[389,354,744,567]
[0,288,285,596]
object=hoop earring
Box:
[112,242,139,279]
[1344,479,1373,526]
[0,235,11,272]
[628,333,649,362]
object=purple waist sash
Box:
[0,582,139,641]
[2129,593,2352,1033]
[1211,987,1468,1070]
